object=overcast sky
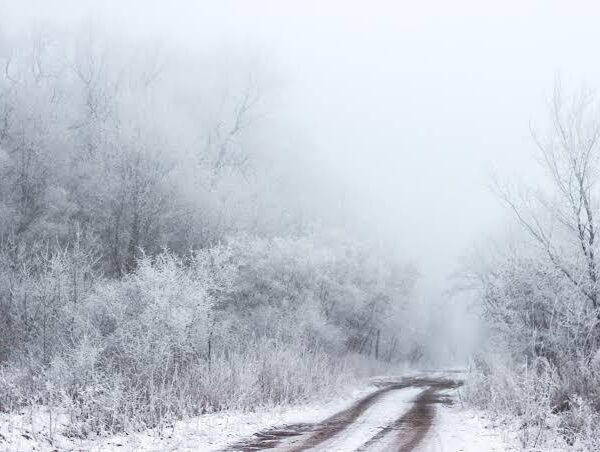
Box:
[5,0,600,304]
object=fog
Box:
[8,2,600,449]
[4,0,600,353]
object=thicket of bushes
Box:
[0,232,415,436]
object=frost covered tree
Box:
[464,87,600,448]
[492,86,600,359]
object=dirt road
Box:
[224,375,463,452]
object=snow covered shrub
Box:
[465,354,559,447]
[213,233,416,361]
[0,364,34,413]
[0,233,98,364]
[0,232,417,436]
[467,353,600,449]
[464,238,600,448]
[64,252,215,430]
[187,339,351,411]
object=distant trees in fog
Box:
[0,30,268,274]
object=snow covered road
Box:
[304,386,423,451]
[226,374,511,451]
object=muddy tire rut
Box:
[224,376,463,452]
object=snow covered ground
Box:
[415,401,516,452]
[0,384,378,451]
[0,373,518,451]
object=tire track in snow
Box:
[305,386,423,451]
[356,385,454,451]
